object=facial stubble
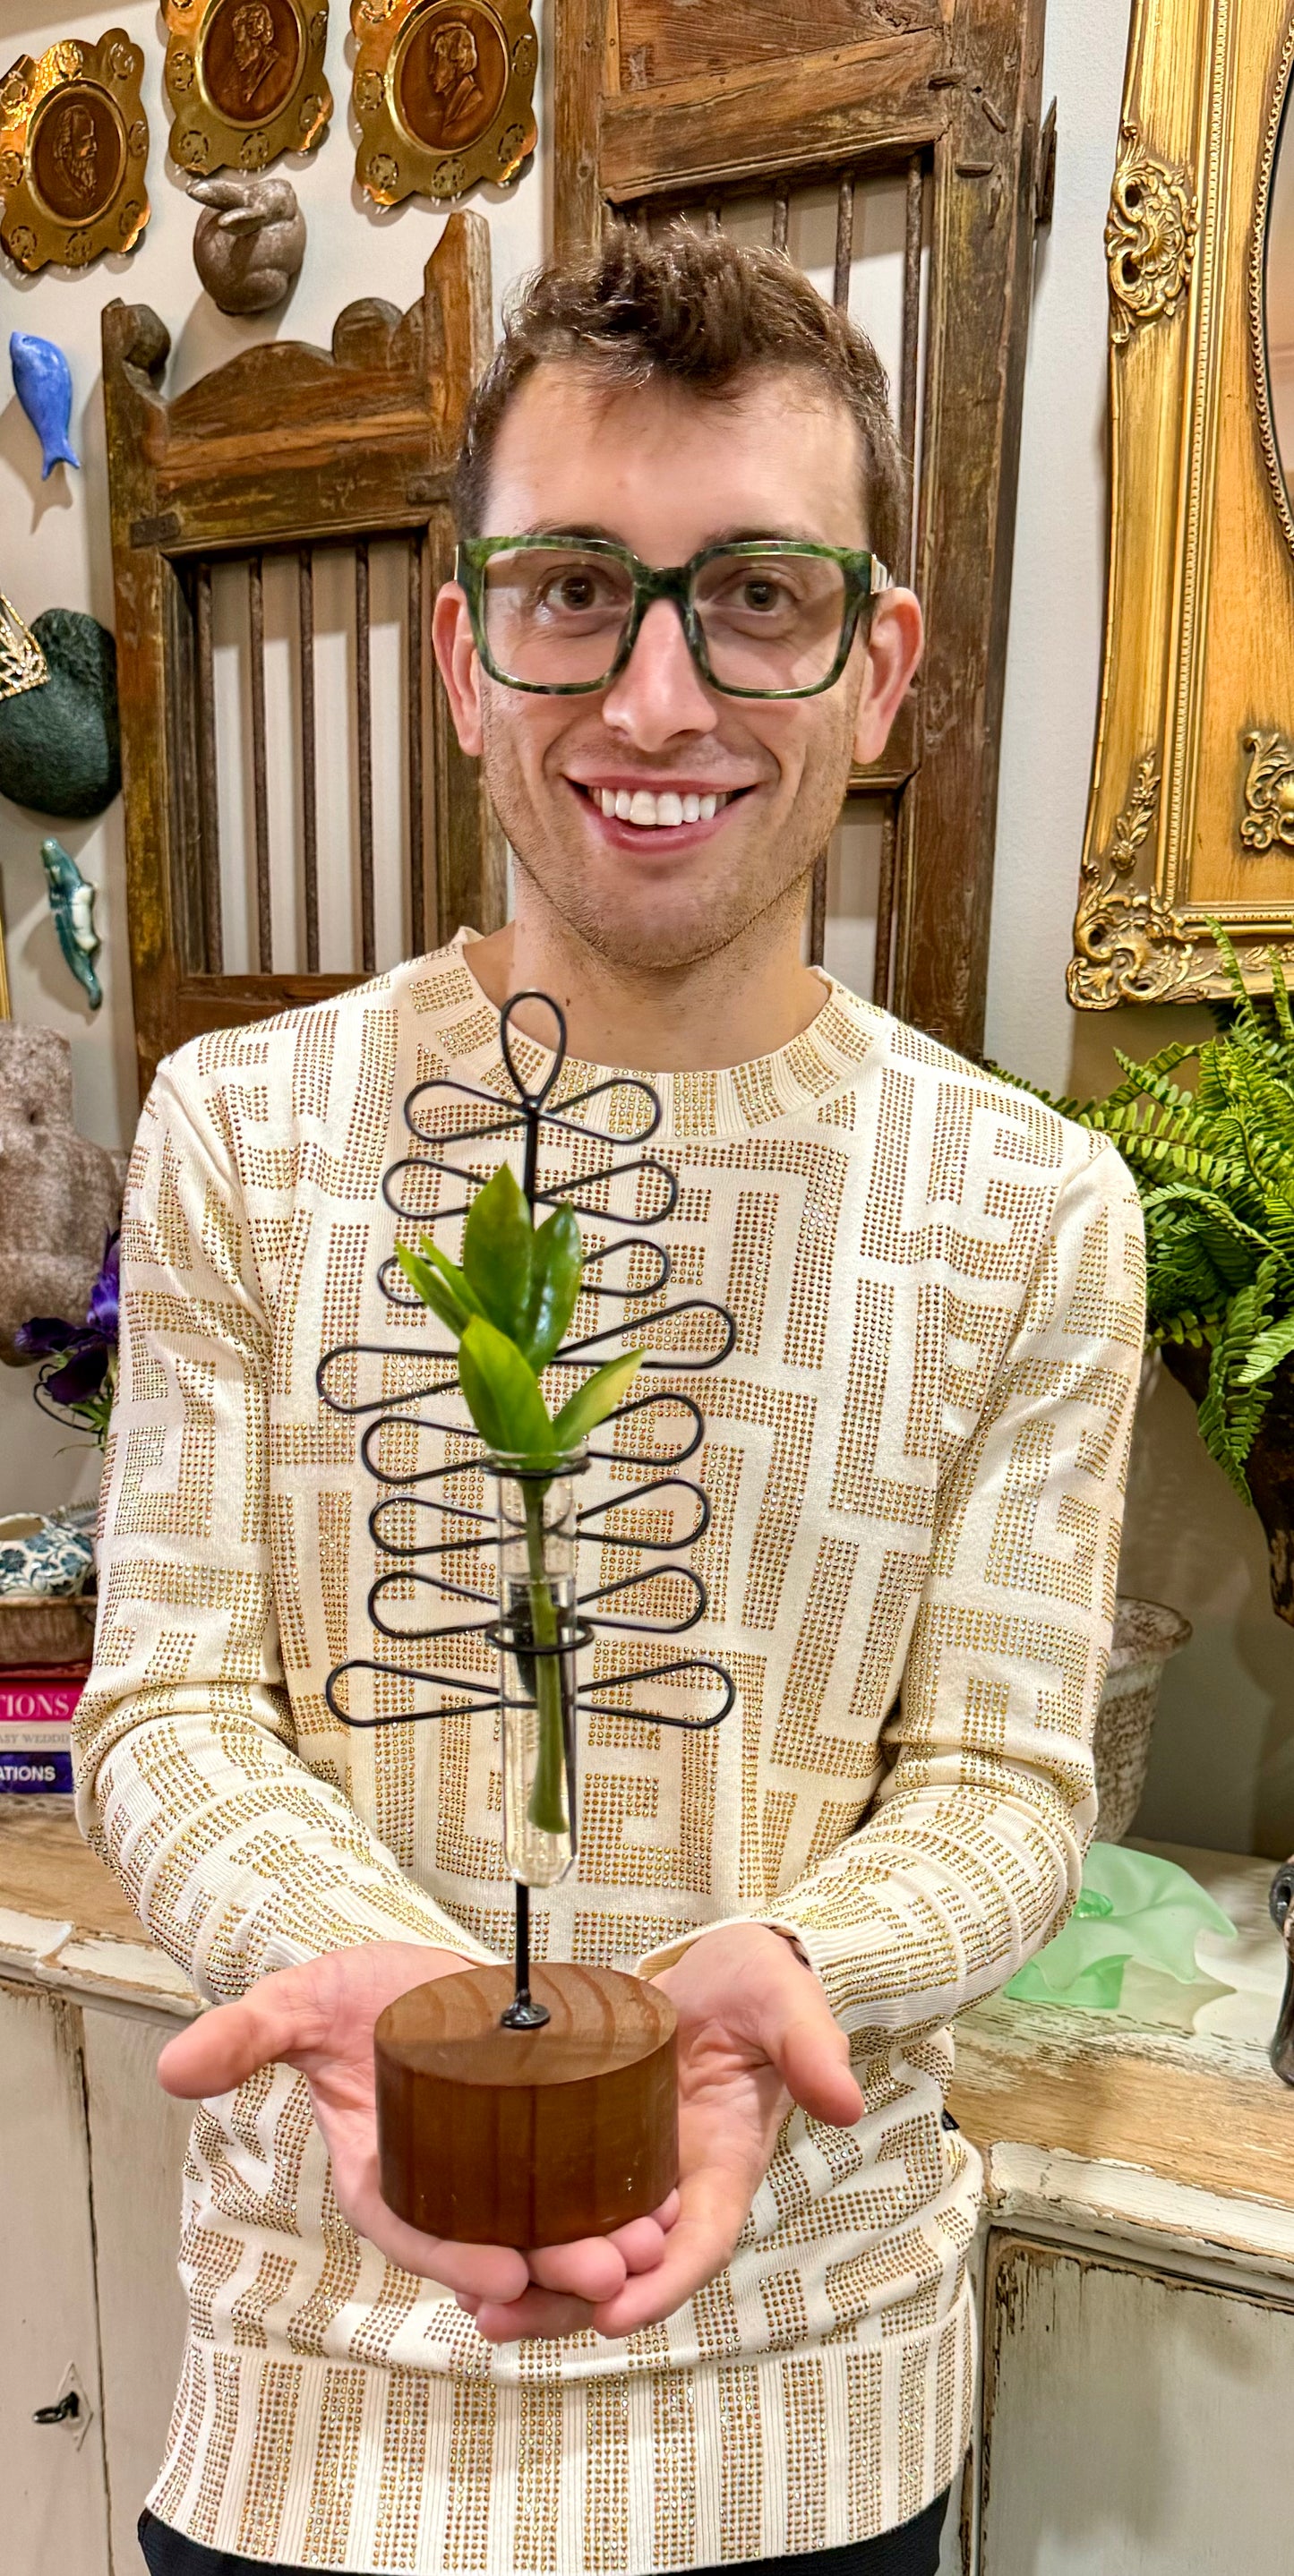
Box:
[476,675,862,978]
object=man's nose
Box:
[600,598,718,748]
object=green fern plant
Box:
[994,928,1294,1624]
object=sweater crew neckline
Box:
[407,929,883,1142]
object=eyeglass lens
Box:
[479,545,851,692]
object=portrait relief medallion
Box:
[29,85,125,220]
[201,0,302,127]
[0,33,150,272]
[394,2,507,155]
[353,0,536,203]
[162,0,330,176]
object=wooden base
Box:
[374,1963,678,2247]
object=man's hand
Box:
[156,1942,674,2311]
[460,1921,863,2342]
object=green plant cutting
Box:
[995,927,1294,1626]
[396,1165,644,1833]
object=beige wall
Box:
[4,0,1291,1858]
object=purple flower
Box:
[14,1230,119,1430]
[44,1331,112,1409]
[86,1231,120,1341]
[13,1313,80,1360]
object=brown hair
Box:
[452,224,906,572]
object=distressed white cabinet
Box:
[0,1977,193,2576]
[81,2011,194,2575]
[947,1842,1294,2576]
[979,2233,1294,2574]
[3,1813,1292,2576]
[0,1802,195,2576]
[2,1977,111,2576]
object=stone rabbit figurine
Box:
[190,174,306,316]
[0,1024,124,1363]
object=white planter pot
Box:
[1093,1596,1192,1842]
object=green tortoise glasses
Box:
[454,534,892,702]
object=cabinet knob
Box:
[32,2392,81,2426]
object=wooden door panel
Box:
[104,213,504,1098]
[599,37,947,199]
[614,0,942,89]
[555,0,1048,1056]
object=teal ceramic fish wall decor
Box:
[40,837,102,1011]
[10,333,80,478]
[0,611,119,817]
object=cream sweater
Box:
[79,934,1144,2572]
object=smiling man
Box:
[79,230,1144,2576]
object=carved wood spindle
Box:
[355,542,375,977]
[194,561,223,976]
[298,548,320,978]
[873,807,898,1011]
[247,552,272,975]
[407,533,425,961]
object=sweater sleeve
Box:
[639,1132,1146,2033]
[75,1057,496,2003]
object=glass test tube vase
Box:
[373,1450,680,2251]
[495,1459,580,1898]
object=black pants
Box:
[139,2491,951,2576]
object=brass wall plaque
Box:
[163,0,331,176]
[352,0,537,204]
[0,32,149,274]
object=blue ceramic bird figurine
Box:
[10,333,80,479]
[40,837,101,1010]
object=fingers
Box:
[156,1942,466,2101]
[604,2213,670,2274]
[589,2201,736,2341]
[769,1996,863,2130]
[337,2159,529,2303]
[589,2142,759,2340]
[526,2234,628,2300]
[157,1970,325,2099]
[463,2285,596,2341]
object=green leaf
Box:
[462,1165,535,1345]
[458,1314,556,1458]
[1236,1314,1294,1387]
[418,1237,488,1321]
[522,1202,582,1369]
[395,1244,474,1339]
[551,1348,645,1449]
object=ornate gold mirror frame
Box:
[1075,0,1294,1006]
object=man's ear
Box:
[432,582,484,756]
[851,587,924,768]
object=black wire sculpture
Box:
[317,993,736,2029]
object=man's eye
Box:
[740,579,785,612]
[536,570,611,614]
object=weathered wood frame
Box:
[1075,0,1294,1007]
[554,0,1049,1057]
[102,213,505,1100]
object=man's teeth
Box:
[594,787,729,826]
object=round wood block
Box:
[375,1963,678,2247]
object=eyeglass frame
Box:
[453,533,893,701]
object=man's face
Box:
[434,363,921,974]
[233,5,270,70]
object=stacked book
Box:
[0,1661,88,1795]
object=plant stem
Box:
[521,1479,570,1836]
